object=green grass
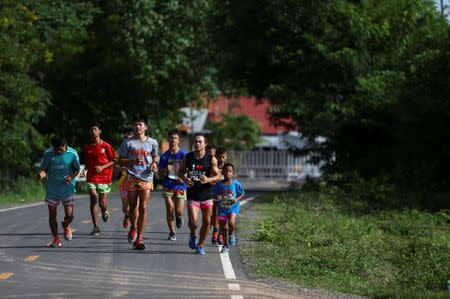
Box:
[0,177,46,205]
[239,190,450,299]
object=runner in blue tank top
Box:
[158,129,187,241]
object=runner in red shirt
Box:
[81,122,116,236]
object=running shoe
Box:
[90,226,101,236]
[123,215,130,229]
[195,246,206,255]
[133,237,145,250]
[168,232,176,241]
[49,236,62,248]
[217,233,224,246]
[229,234,236,246]
[188,233,197,249]
[102,210,110,223]
[176,216,183,229]
[211,227,219,245]
[221,245,229,254]
[128,227,137,243]
[62,223,72,241]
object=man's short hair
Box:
[90,122,101,130]
[168,128,180,137]
[133,113,148,124]
[193,133,207,143]
[51,135,67,148]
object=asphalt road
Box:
[0,191,300,299]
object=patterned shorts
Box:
[87,183,111,194]
[163,188,186,200]
[187,199,214,209]
[125,175,153,192]
[45,196,75,207]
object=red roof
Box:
[208,94,297,135]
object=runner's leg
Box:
[89,188,99,228]
[165,196,175,233]
[48,205,58,237]
[219,218,229,247]
[188,204,199,234]
[174,196,184,219]
[228,214,236,236]
[128,190,138,230]
[62,204,74,227]
[197,205,212,247]
[136,189,150,239]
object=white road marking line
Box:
[219,247,237,280]
[240,196,255,206]
[0,202,44,213]
[228,283,241,291]
[0,195,88,213]
[230,295,244,299]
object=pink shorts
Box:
[187,199,214,209]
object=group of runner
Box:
[37,113,245,255]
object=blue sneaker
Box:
[221,245,229,254]
[189,233,197,249]
[229,234,236,246]
[195,246,206,255]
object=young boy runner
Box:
[211,147,228,245]
[158,129,187,241]
[212,163,245,253]
[119,114,158,250]
[179,134,221,255]
[38,135,80,247]
[115,127,135,229]
[82,123,116,236]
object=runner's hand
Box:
[199,174,209,184]
[184,177,194,187]
[79,169,87,178]
[64,175,73,184]
[95,165,103,173]
[37,170,46,180]
[151,162,158,173]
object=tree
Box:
[205,114,261,150]
[0,0,96,187]
[214,0,450,198]
[40,0,217,147]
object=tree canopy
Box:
[214,0,450,201]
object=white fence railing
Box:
[228,150,321,180]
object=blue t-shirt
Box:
[159,149,187,190]
[39,146,80,199]
[119,136,158,182]
[212,179,245,209]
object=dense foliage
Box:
[214,0,450,205]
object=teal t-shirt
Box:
[39,146,80,199]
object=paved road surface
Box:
[0,192,301,299]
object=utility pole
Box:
[440,0,444,17]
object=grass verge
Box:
[239,190,450,299]
[0,177,46,205]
